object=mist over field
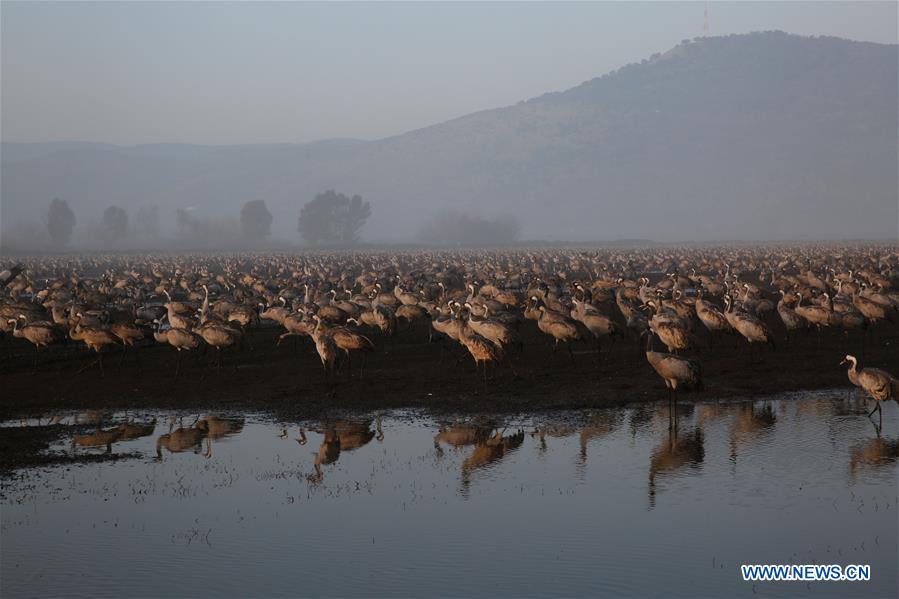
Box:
[2,31,897,250]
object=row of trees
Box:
[43,190,374,247]
[43,191,519,247]
[418,211,520,246]
[46,198,159,247]
[297,190,371,245]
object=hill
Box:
[2,31,896,245]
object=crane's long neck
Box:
[846,358,861,387]
[200,288,209,321]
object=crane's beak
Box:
[839,359,847,366]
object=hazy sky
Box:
[2,1,896,145]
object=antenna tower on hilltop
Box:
[703,1,710,36]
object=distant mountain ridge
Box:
[2,31,897,244]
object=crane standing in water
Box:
[841,354,899,425]
[644,332,703,428]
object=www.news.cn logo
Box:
[742,564,871,582]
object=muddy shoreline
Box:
[2,320,896,422]
[1,319,896,474]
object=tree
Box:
[134,205,160,238]
[298,190,371,245]
[176,208,197,237]
[240,200,273,240]
[418,211,519,246]
[101,205,128,241]
[46,198,75,247]
[342,194,371,244]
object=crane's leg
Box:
[74,358,98,375]
[175,351,182,378]
[672,390,679,431]
[867,401,878,418]
[505,355,518,379]
[98,352,105,378]
[667,388,673,428]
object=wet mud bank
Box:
[1,321,896,423]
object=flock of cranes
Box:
[2,244,898,424]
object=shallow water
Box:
[2,391,897,598]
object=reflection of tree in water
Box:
[305,419,383,484]
[648,427,705,509]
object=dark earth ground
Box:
[2,318,897,473]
